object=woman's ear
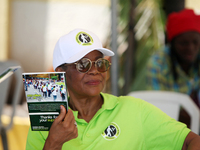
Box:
[55,67,64,72]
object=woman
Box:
[52,86,57,101]
[146,9,200,108]
[26,29,200,150]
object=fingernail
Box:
[60,105,62,110]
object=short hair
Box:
[57,63,68,71]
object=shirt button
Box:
[86,133,90,137]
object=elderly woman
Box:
[26,29,200,150]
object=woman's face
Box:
[173,31,200,64]
[64,50,107,98]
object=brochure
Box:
[22,72,68,131]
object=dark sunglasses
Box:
[64,58,111,73]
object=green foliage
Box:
[51,76,58,80]
[119,0,131,24]
[118,0,166,92]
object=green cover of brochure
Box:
[22,72,68,131]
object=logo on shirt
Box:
[102,122,120,140]
[76,32,93,46]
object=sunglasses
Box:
[64,58,111,73]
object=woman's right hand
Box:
[43,105,78,150]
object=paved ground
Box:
[25,84,63,102]
[2,102,29,118]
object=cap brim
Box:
[66,48,115,63]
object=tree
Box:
[118,0,165,94]
[117,0,186,94]
[163,0,185,16]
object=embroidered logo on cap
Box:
[76,32,93,46]
[102,122,120,140]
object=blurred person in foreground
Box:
[146,9,200,108]
[26,29,200,150]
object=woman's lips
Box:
[85,80,101,85]
[184,53,195,60]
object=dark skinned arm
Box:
[182,131,200,150]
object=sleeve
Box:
[146,52,169,91]
[26,127,48,150]
[140,101,191,149]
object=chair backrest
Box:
[128,90,200,134]
[0,60,24,130]
[0,76,12,127]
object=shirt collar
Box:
[100,92,119,110]
[69,93,119,123]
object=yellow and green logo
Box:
[76,32,93,46]
[102,122,120,140]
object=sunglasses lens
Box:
[77,58,91,73]
[76,58,111,73]
[96,59,110,73]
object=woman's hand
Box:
[43,105,78,150]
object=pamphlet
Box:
[22,72,68,131]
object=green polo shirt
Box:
[26,93,190,150]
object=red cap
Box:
[166,9,200,41]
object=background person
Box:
[60,85,66,100]
[26,28,200,150]
[42,83,47,98]
[38,83,42,92]
[48,82,52,97]
[146,9,200,108]
[52,86,57,101]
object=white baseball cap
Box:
[53,28,115,70]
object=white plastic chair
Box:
[0,60,23,150]
[128,90,200,135]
